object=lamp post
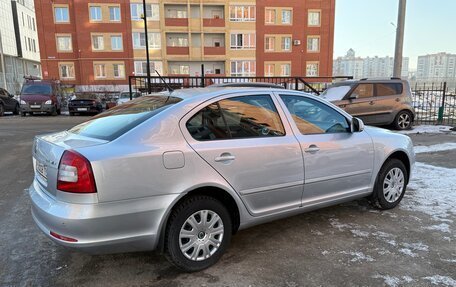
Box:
[142,0,151,95]
[393,0,406,78]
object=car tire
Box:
[57,108,61,115]
[371,159,408,210]
[13,104,20,115]
[51,106,58,116]
[394,110,412,130]
[0,104,4,117]
[165,195,232,272]
[21,112,27,117]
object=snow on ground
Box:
[401,162,456,223]
[414,142,456,154]
[423,275,456,286]
[398,125,455,134]
[372,275,413,287]
[340,251,374,262]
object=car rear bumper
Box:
[29,179,178,254]
[21,103,54,113]
[68,106,101,113]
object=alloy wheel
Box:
[398,113,411,129]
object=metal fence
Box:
[128,75,456,126]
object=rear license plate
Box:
[30,105,41,109]
[36,161,48,180]
[77,108,88,111]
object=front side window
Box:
[230,33,255,49]
[113,64,125,78]
[351,84,374,99]
[265,64,274,77]
[280,64,291,76]
[59,64,75,79]
[229,5,255,22]
[90,6,102,21]
[186,95,285,141]
[265,36,275,52]
[134,61,163,75]
[281,95,350,134]
[54,7,69,23]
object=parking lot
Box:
[0,114,455,287]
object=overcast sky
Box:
[334,0,456,70]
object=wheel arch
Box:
[382,150,411,184]
[156,185,242,253]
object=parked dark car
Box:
[68,95,103,116]
[20,80,62,116]
[0,88,20,116]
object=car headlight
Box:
[44,100,52,105]
[20,100,27,105]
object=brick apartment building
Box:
[34,0,335,92]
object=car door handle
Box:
[369,101,375,105]
[214,153,236,162]
[304,145,320,153]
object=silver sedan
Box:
[29,87,415,271]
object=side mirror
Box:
[352,117,364,132]
[348,93,358,100]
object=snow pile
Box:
[423,275,456,286]
[398,125,455,134]
[372,274,413,287]
[401,162,456,223]
[340,251,374,262]
[414,142,456,154]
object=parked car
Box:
[0,88,20,116]
[321,78,416,130]
[68,94,103,116]
[20,80,62,116]
[29,87,414,272]
[116,91,141,105]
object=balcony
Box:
[203,18,225,27]
[167,46,190,55]
[165,18,189,26]
[204,46,225,55]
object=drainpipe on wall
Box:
[0,30,7,89]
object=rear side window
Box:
[186,95,285,141]
[376,83,403,96]
[68,96,182,140]
[351,84,373,99]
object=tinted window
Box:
[281,95,350,134]
[21,84,52,95]
[187,95,285,141]
[69,96,182,141]
[351,84,373,99]
[376,83,403,97]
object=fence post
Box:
[128,76,133,100]
[295,77,298,90]
[201,64,205,87]
[437,82,447,124]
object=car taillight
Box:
[57,150,97,193]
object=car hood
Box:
[21,94,52,103]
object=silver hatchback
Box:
[29,87,415,271]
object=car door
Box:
[337,83,376,124]
[278,94,374,206]
[373,82,404,124]
[181,93,304,216]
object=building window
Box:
[167,35,188,47]
[56,35,72,52]
[59,63,75,79]
[92,35,104,50]
[229,6,255,22]
[230,33,255,49]
[134,61,163,75]
[306,62,319,76]
[90,6,102,21]
[94,64,106,78]
[308,10,321,26]
[133,32,161,49]
[109,6,121,21]
[170,65,190,75]
[149,33,161,48]
[280,64,291,76]
[307,36,320,52]
[265,9,276,24]
[281,37,291,51]
[167,8,187,18]
[265,64,274,77]
[131,4,159,20]
[54,6,69,23]
[111,35,123,50]
[230,61,256,77]
[265,36,275,52]
[281,9,292,24]
[113,64,125,78]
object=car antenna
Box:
[155,70,173,93]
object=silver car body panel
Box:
[28,87,415,253]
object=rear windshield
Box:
[21,84,52,95]
[68,96,182,141]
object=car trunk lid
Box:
[33,131,108,196]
